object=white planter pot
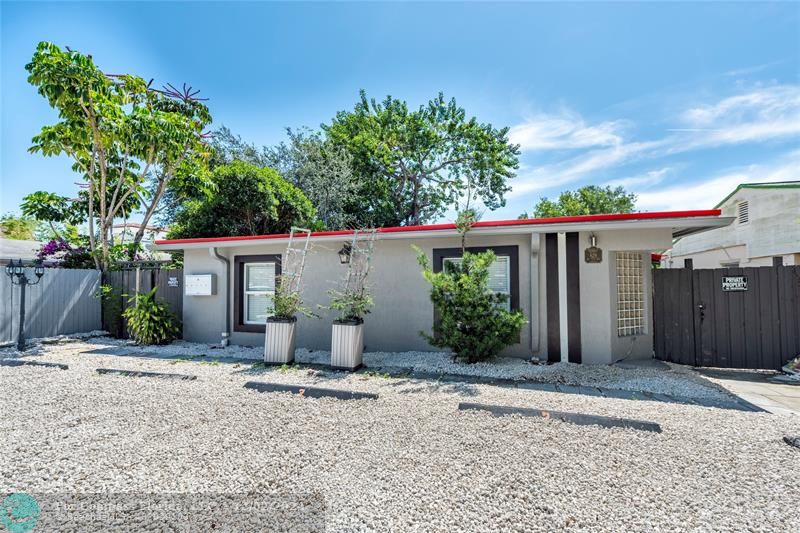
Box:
[264,319,297,364]
[330,322,364,371]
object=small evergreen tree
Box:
[416,248,526,363]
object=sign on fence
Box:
[721,276,748,292]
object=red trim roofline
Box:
[155,209,722,246]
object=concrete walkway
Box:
[695,368,800,417]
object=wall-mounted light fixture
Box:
[589,233,598,248]
[338,243,352,264]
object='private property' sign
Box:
[722,276,748,292]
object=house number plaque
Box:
[585,246,603,263]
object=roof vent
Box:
[737,201,749,224]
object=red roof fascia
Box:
[154,209,722,246]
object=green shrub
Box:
[323,287,373,324]
[122,287,181,345]
[416,247,527,363]
[269,276,315,321]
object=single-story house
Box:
[153,210,732,365]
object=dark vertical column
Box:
[545,233,560,363]
[566,232,582,364]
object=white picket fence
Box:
[1,268,102,343]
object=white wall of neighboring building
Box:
[663,184,800,268]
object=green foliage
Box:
[96,283,125,338]
[204,126,358,231]
[522,186,637,219]
[324,287,373,324]
[122,287,180,345]
[416,248,527,363]
[264,128,359,230]
[25,41,212,270]
[323,90,520,227]
[168,161,315,238]
[0,214,39,240]
[269,275,316,321]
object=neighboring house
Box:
[0,238,41,264]
[112,222,168,245]
[662,181,800,268]
[153,210,731,365]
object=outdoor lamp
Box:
[590,234,598,248]
[338,243,352,264]
[6,258,46,351]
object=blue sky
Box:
[2,1,798,222]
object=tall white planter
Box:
[264,319,297,364]
[330,322,364,370]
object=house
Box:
[661,181,800,268]
[0,238,41,264]
[153,210,732,365]
[111,222,168,245]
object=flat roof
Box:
[153,209,729,250]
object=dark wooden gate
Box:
[654,266,800,370]
[102,264,183,338]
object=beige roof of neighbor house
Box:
[152,209,733,251]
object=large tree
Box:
[202,126,359,230]
[25,42,212,270]
[323,91,520,227]
[168,161,316,238]
[522,185,637,219]
[264,128,358,230]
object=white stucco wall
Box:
[664,186,800,267]
[181,226,672,364]
[183,233,536,357]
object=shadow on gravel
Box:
[459,402,663,433]
[0,359,68,370]
[95,368,197,381]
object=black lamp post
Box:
[5,259,45,351]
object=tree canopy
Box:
[522,185,637,219]
[0,214,39,241]
[168,161,316,238]
[25,41,212,270]
[323,91,520,227]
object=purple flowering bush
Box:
[37,239,94,269]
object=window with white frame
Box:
[443,255,512,311]
[243,262,276,324]
[616,252,645,337]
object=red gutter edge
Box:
[154,209,723,246]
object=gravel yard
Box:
[1,339,798,531]
[23,336,735,401]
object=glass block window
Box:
[616,252,645,337]
[243,262,276,324]
[444,255,511,311]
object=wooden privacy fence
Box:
[102,265,183,338]
[654,266,800,370]
[1,268,101,343]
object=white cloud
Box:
[676,85,800,147]
[508,109,625,150]
[635,152,800,211]
[607,167,671,189]
[508,84,800,197]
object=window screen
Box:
[444,255,511,311]
[244,263,275,324]
[616,252,645,337]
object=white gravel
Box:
[19,335,734,401]
[1,340,798,531]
